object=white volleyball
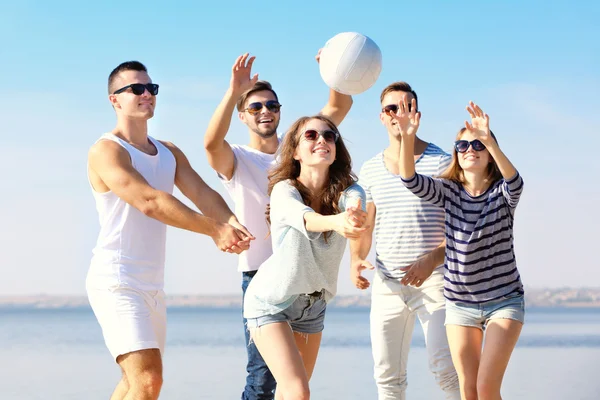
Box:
[319,32,383,96]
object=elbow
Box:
[203,138,217,152]
[140,200,158,218]
[138,192,162,218]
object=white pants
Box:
[87,286,166,361]
[370,269,460,400]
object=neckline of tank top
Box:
[110,134,160,157]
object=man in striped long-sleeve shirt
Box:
[350,82,460,400]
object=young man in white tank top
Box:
[203,52,353,400]
[87,61,253,400]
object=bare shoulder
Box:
[88,139,129,166]
[158,140,185,158]
[157,140,177,151]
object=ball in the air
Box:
[319,32,382,95]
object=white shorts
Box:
[87,286,166,361]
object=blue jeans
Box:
[242,271,276,400]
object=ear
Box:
[238,112,245,123]
[379,112,386,125]
[108,94,120,109]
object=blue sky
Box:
[1,1,598,295]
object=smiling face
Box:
[109,70,156,120]
[239,89,281,139]
[293,118,337,168]
[456,129,491,173]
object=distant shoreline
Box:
[2,287,600,309]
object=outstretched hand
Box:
[351,258,375,290]
[465,101,493,145]
[346,198,367,228]
[334,208,369,239]
[230,53,258,95]
[390,96,421,138]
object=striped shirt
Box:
[359,144,451,279]
[401,172,525,304]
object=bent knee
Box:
[131,370,163,395]
[280,380,310,400]
[476,378,501,399]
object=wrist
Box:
[226,87,243,102]
[208,220,223,238]
[485,141,500,153]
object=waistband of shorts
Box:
[301,290,324,298]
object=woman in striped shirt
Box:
[394,97,525,400]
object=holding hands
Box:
[334,198,369,239]
[212,222,255,254]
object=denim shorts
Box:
[445,292,525,330]
[246,292,327,335]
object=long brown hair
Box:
[267,115,357,237]
[438,128,502,186]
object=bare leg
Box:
[446,325,483,400]
[293,331,323,380]
[116,348,163,400]
[252,322,311,400]
[477,319,523,400]
[110,372,129,400]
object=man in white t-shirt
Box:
[203,52,353,400]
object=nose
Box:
[141,87,152,98]
[465,145,476,153]
[316,134,328,145]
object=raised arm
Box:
[391,96,421,180]
[204,53,258,180]
[465,101,523,206]
[88,140,247,253]
[316,49,353,126]
[465,101,517,180]
[391,96,446,207]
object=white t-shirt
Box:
[218,144,277,272]
[243,180,366,318]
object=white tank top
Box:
[87,133,176,291]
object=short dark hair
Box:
[108,61,148,94]
[380,81,419,111]
[236,80,279,111]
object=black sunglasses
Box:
[302,129,339,143]
[382,103,412,115]
[113,83,159,96]
[244,100,281,115]
[455,139,486,153]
